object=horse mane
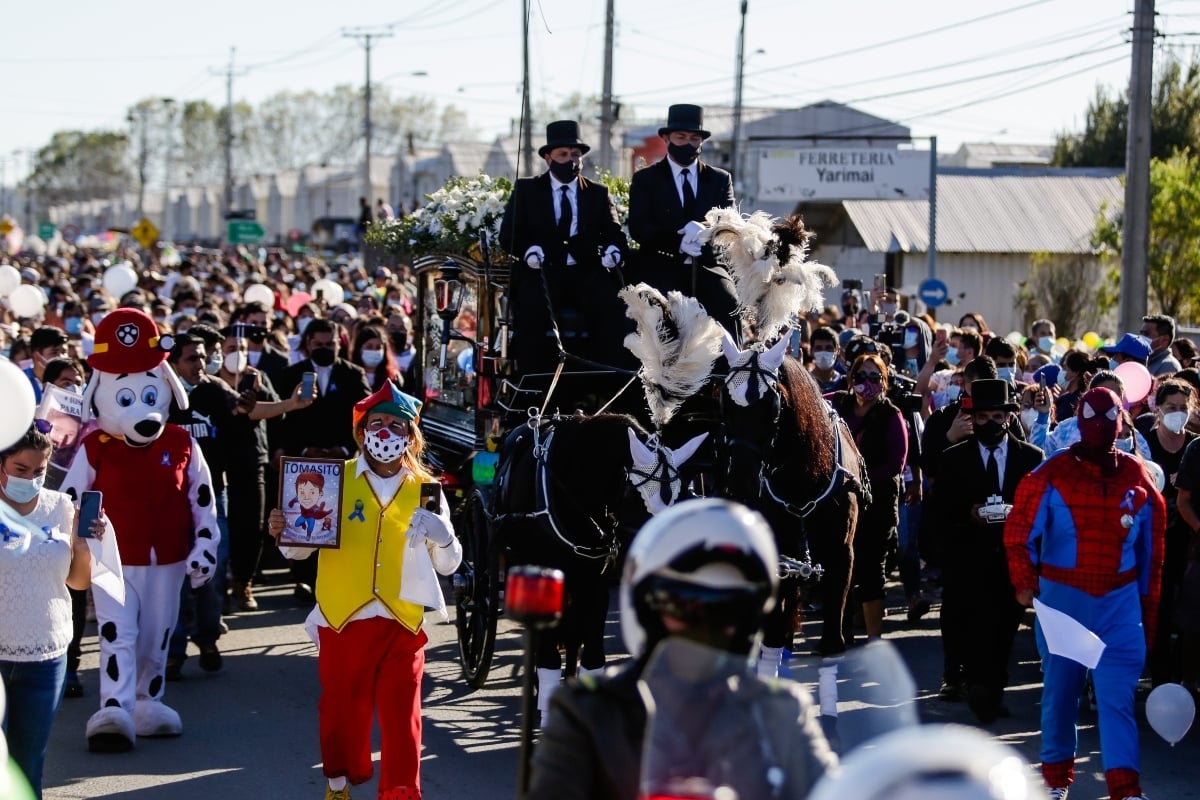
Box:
[776,357,836,483]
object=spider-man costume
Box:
[1005,387,1164,800]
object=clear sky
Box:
[1,0,1188,180]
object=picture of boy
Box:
[290,470,334,540]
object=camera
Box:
[979,494,1013,524]
[842,278,863,291]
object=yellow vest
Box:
[316,462,425,633]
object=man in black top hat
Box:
[499,119,628,378]
[629,103,739,341]
[928,378,1043,723]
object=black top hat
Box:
[539,120,590,157]
[658,104,711,139]
[968,379,1019,412]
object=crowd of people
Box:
[0,103,1193,800]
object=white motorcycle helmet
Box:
[620,499,779,658]
[808,724,1045,800]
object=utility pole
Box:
[345,26,394,205]
[1120,0,1155,332]
[521,0,534,176]
[129,105,150,221]
[211,48,247,218]
[597,0,616,176]
[730,0,748,196]
[162,98,176,239]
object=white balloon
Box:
[103,264,139,298]
[0,358,36,450]
[311,278,345,307]
[1146,682,1195,745]
[0,265,19,296]
[8,284,47,318]
[244,283,275,308]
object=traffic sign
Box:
[0,219,12,237]
[37,221,56,240]
[131,218,160,249]
[61,224,80,244]
[228,220,266,244]
[918,277,949,308]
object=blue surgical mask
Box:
[997,366,1016,385]
[1038,336,1055,353]
[945,349,960,367]
[1057,370,1069,389]
[2,471,44,504]
[1110,358,1121,371]
[65,317,83,336]
[297,317,312,335]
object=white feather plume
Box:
[700,207,838,338]
[620,283,724,428]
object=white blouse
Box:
[0,489,77,661]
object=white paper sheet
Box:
[87,518,125,606]
[1034,598,1105,669]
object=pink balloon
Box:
[284,291,314,317]
[1114,361,1153,403]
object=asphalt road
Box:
[40,572,1200,799]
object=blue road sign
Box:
[918,277,949,308]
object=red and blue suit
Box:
[1005,387,1165,800]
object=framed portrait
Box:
[278,457,345,548]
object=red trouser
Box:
[317,616,428,797]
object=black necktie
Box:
[681,168,696,217]
[558,185,572,241]
[986,446,1001,495]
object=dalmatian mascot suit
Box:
[62,308,220,752]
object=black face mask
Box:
[309,346,335,367]
[668,142,700,166]
[976,419,1006,446]
[548,159,581,182]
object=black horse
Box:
[719,352,866,657]
[493,412,651,676]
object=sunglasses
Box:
[854,373,884,384]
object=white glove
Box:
[187,541,218,588]
[525,245,544,270]
[406,507,456,549]
[600,245,622,269]
[681,220,706,240]
[679,238,703,258]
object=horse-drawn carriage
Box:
[406,210,869,691]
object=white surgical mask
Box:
[360,349,385,368]
[812,351,836,370]
[224,351,248,374]
[903,330,919,349]
[91,312,107,326]
[205,353,223,376]
[2,471,44,504]
[879,303,898,317]
[1162,411,1189,434]
[1019,408,1039,432]
[362,429,408,463]
[1057,370,1070,389]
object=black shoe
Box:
[165,656,184,681]
[199,644,223,673]
[967,684,998,724]
[293,582,315,603]
[938,679,964,702]
[64,671,83,698]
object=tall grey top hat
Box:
[539,120,591,157]
[658,104,711,139]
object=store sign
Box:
[757,148,931,202]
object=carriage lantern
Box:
[505,565,564,628]
[435,259,464,369]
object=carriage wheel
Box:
[455,489,499,689]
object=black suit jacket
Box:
[499,173,626,270]
[931,434,1044,573]
[253,344,290,397]
[628,158,735,261]
[276,358,370,456]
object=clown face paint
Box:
[363,429,408,463]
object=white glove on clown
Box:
[186,539,219,588]
[680,220,706,240]
[600,245,622,269]
[406,507,456,549]
[679,238,703,258]
[525,245,545,270]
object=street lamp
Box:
[435,258,464,369]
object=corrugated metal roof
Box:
[843,169,1122,254]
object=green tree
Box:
[1014,252,1115,338]
[1053,53,1200,167]
[27,131,132,205]
[1093,149,1200,321]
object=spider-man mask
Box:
[1076,386,1122,460]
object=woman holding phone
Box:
[0,422,103,798]
[267,381,460,800]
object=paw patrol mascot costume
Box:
[62,309,220,752]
